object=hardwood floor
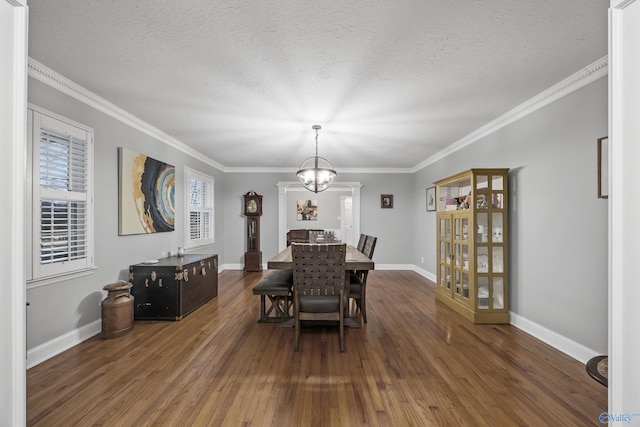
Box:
[27,270,606,426]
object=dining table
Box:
[267,244,374,328]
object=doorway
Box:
[340,196,353,245]
[276,182,362,250]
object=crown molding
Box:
[412,55,609,172]
[224,166,414,174]
[275,181,363,191]
[28,55,608,175]
[28,59,414,175]
[27,58,226,172]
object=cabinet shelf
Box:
[434,168,509,324]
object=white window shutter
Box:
[29,108,94,282]
[185,167,215,248]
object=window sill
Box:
[27,266,98,290]
[185,240,216,250]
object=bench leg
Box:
[257,294,291,323]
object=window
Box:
[185,167,214,248]
[27,107,94,284]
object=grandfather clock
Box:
[243,191,263,272]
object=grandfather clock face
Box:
[244,193,263,216]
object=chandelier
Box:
[296,125,337,193]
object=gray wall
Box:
[26,78,224,349]
[222,172,415,267]
[222,172,289,266]
[339,172,415,265]
[413,77,608,353]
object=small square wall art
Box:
[297,199,318,220]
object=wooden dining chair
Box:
[350,235,377,323]
[291,243,347,352]
[356,233,367,252]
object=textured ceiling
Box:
[27,0,608,171]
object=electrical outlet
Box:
[421,256,424,264]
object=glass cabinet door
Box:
[492,212,503,242]
[475,173,507,312]
[437,216,452,293]
[455,217,469,242]
[477,277,489,309]
[476,212,488,243]
[493,277,505,309]
[455,270,469,298]
[491,175,504,208]
[440,264,451,290]
[440,217,451,239]
[440,241,451,265]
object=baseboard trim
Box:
[27,319,101,369]
[411,265,437,282]
[410,266,600,364]
[509,313,600,365]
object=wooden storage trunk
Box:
[129,254,218,320]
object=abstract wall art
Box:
[297,199,318,221]
[118,147,175,235]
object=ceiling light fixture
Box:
[296,125,336,193]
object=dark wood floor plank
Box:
[27,270,607,426]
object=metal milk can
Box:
[101,281,134,339]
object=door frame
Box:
[609,0,640,414]
[0,0,28,425]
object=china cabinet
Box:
[434,169,509,323]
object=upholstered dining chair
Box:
[291,243,347,352]
[349,235,377,323]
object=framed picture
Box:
[118,147,175,235]
[426,187,436,211]
[381,194,393,209]
[597,136,608,199]
[297,199,318,220]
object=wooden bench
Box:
[252,270,293,322]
